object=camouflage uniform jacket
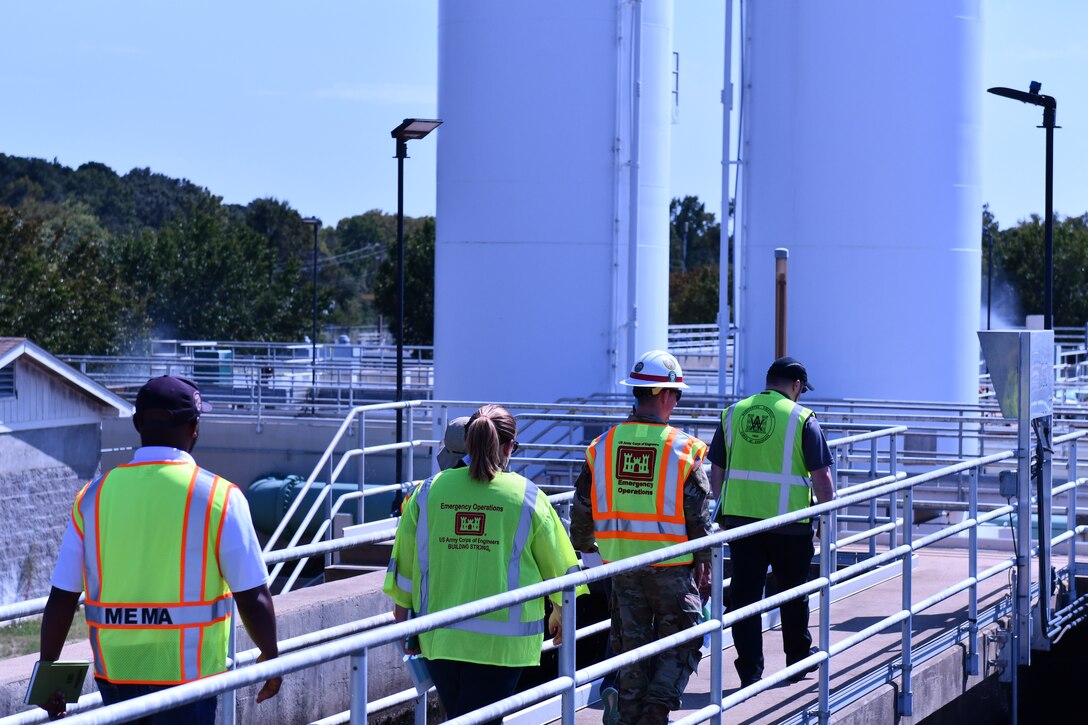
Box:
[570,412,713,564]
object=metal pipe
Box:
[774,248,788,357]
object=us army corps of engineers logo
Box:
[615,444,657,495]
[738,404,775,444]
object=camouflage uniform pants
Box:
[610,564,702,724]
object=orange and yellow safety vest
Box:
[74,461,234,685]
[586,422,707,566]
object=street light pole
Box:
[987,82,1058,330]
[302,217,322,410]
[985,227,993,330]
[390,118,442,493]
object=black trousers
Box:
[728,531,815,682]
[425,658,523,725]
[95,678,217,725]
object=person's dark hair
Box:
[632,387,659,401]
[465,404,517,482]
[766,373,796,389]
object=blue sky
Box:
[1,1,1084,231]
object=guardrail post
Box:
[407,404,416,483]
[899,484,913,716]
[889,434,899,552]
[222,605,237,725]
[357,410,367,524]
[710,543,724,725]
[560,585,577,723]
[415,689,428,725]
[818,510,833,725]
[868,443,878,558]
[967,467,980,676]
[350,648,368,725]
[1069,439,1078,600]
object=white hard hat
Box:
[619,350,689,389]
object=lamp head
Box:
[391,118,443,141]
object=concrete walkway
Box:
[570,548,1012,724]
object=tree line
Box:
[2,152,1081,355]
[0,154,428,354]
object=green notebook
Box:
[23,660,90,706]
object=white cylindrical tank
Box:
[734,0,982,402]
[434,0,674,405]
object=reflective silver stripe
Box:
[723,404,736,453]
[183,469,219,603]
[182,628,200,681]
[387,560,413,593]
[602,518,688,537]
[446,617,546,637]
[590,437,609,513]
[414,475,439,616]
[778,404,804,516]
[89,626,105,678]
[504,483,539,627]
[79,474,108,602]
[85,598,234,626]
[728,468,810,488]
[660,431,692,518]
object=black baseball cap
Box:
[767,357,814,391]
[135,375,213,427]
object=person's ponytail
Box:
[465,404,517,482]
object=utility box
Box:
[193,348,234,387]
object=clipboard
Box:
[23,660,89,706]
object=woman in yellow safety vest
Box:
[383,404,586,725]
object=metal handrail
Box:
[8,431,1088,724]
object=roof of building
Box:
[0,337,134,417]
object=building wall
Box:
[0,358,105,427]
[0,424,101,605]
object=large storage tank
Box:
[434,0,675,404]
[734,1,983,402]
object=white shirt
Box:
[51,447,269,594]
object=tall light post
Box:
[390,118,442,488]
[302,217,322,405]
[985,227,993,330]
[987,82,1057,329]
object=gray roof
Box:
[0,337,134,417]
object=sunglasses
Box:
[511,440,520,454]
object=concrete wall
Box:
[0,570,418,724]
[0,424,100,605]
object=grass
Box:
[0,613,88,660]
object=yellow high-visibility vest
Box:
[384,468,586,667]
[586,422,707,566]
[722,391,815,521]
[74,461,233,684]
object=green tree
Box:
[0,206,124,353]
[669,265,721,325]
[113,198,319,342]
[669,195,720,272]
[323,210,399,327]
[372,216,435,346]
[993,211,1088,327]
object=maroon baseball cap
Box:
[135,375,212,426]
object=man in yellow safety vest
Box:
[709,356,836,688]
[571,350,712,725]
[37,375,281,722]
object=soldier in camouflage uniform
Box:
[571,350,712,725]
